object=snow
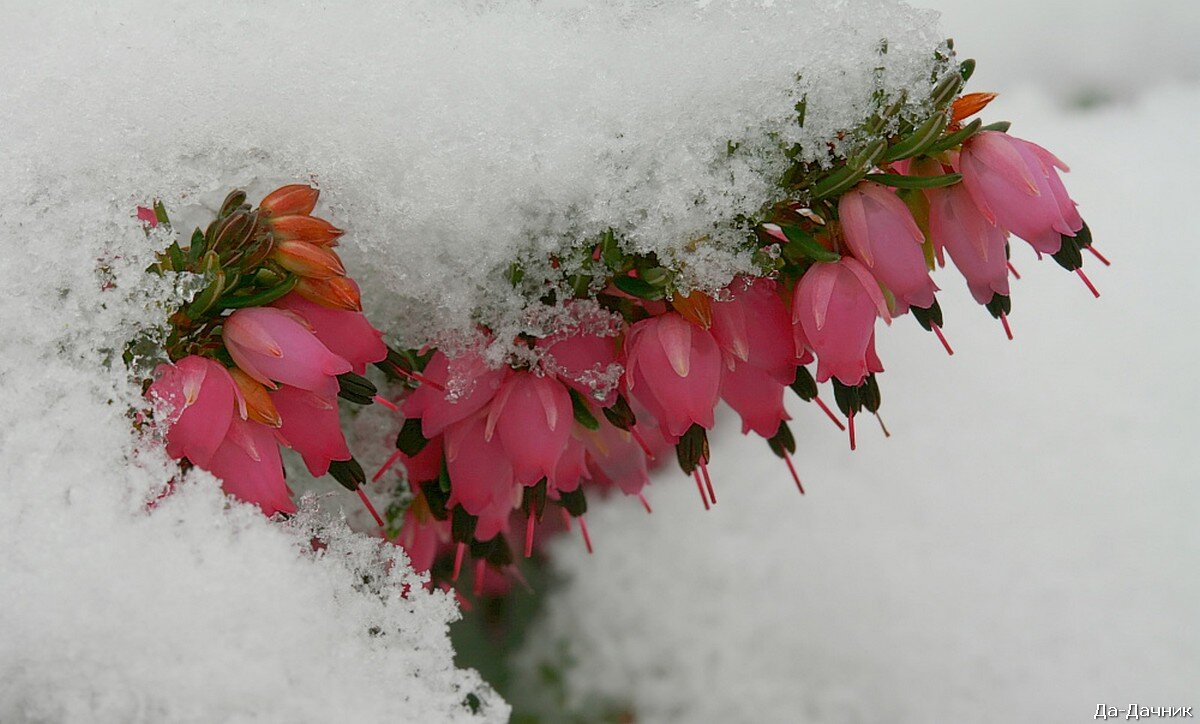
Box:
[510,80,1200,724]
[0,0,947,354]
[0,1,956,720]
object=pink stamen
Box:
[699,458,716,505]
[813,395,846,431]
[931,323,955,356]
[397,367,445,391]
[693,470,711,511]
[524,510,536,558]
[1075,267,1100,298]
[638,493,653,514]
[1086,245,1111,267]
[560,507,573,531]
[356,487,385,528]
[578,516,594,554]
[1007,261,1022,280]
[848,412,857,451]
[473,559,486,598]
[372,395,399,411]
[452,542,465,581]
[874,411,891,438]
[999,312,1014,341]
[372,449,403,482]
[630,427,656,460]
[782,452,805,495]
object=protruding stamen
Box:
[473,559,486,597]
[372,395,399,411]
[931,323,955,356]
[999,312,1014,340]
[452,542,465,581]
[638,493,653,514]
[356,487,385,528]
[699,458,716,505]
[874,411,891,438]
[397,368,445,391]
[373,449,403,482]
[1086,245,1111,267]
[1007,261,1022,280]
[782,452,805,495]
[693,470,711,511]
[524,510,536,558]
[813,395,846,431]
[848,412,857,451]
[630,427,656,460]
[578,516,594,554]
[1075,267,1100,298]
[559,507,573,531]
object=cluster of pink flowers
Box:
[379,94,1107,593]
[140,77,1106,599]
[146,186,390,519]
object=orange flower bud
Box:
[267,214,344,246]
[951,92,998,124]
[260,184,320,218]
[294,275,363,311]
[671,289,713,329]
[272,240,347,280]
[229,367,283,428]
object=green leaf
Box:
[218,274,299,309]
[864,172,962,189]
[958,58,976,82]
[775,223,839,263]
[883,112,948,162]
[922,118,984,155]
[979,120,1011,133]
[613,274,665,301]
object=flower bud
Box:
[294,275,362,311]
[229,367,283,428]
[267,214,343,245]
[271,239,346,279]
[260,184,319,218]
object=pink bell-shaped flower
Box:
[927,179,1011,305]
[271,385,351,477]
[273,287,387,375]
[582,423,651,496]
[395,509,449,575]
[710,277,795,385]
[485,372,573,487]
[207,415,295,516]
[624,313,723,441]
[444,411,516,517]
[402,349,507,439]
[959,131,1083,255]
[537,331,620,407]
[721,361,789,438]
[223,307,351,397]
[148,355,239,468]
[793,258,890,386]
[839,181,938,314]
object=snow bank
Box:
[511,85,1200,721]
[0,174,504,721]
[0,1,957,720]
[1,0,945,351]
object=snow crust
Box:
[511,85,1200,721]
[1,0,944,353]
